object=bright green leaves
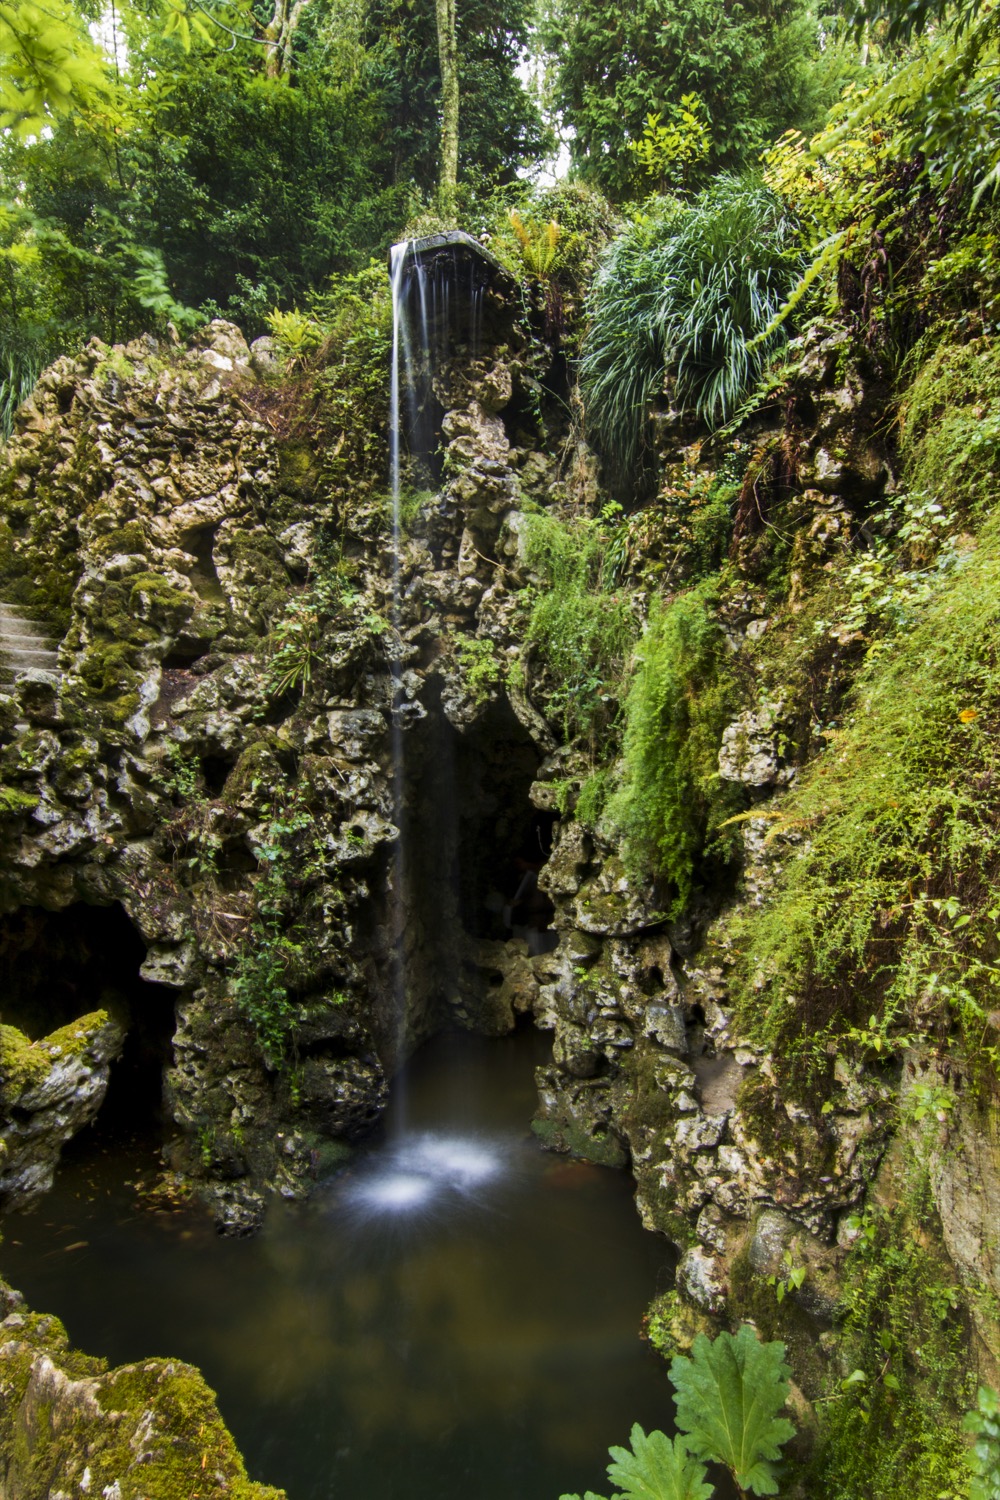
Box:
[608,577,740,906]
[561,1425,714,1500]
[607,1427,716,1500]
[0,0,110,135]
[581,175,799,478]
[670,1326,796,1496]
[160,0,215,54]
[523,508,638,749]
[562,1329,795,1500]
[966,1387,1000,1500]
[627,95,710,196]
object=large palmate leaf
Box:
[670,1326,795,1496]
[561,1425,713,1500]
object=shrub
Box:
[581,175,800,483]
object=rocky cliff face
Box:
[0,275,996,1491]
[0,296,571,1232]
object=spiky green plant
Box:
[0,352,40,441]
[581,175,801,481]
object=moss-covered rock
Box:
[0,1010,125,1209]
[0,1280,285,1500]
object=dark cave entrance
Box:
[452,703,558,952]
[398,688,557,959]
[0,903,176,1135]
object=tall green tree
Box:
[542,0,840,198]
[434,0,459,212]
[0,0,111,135]
[366,0,544,194]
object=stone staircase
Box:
[0,602,61,687]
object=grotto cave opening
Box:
[372,682,558,1050]
[0,901,176,1135]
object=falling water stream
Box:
[387,240,413,1079]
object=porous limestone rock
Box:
[0,1011,125,1209]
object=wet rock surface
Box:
[0,280,996,1439]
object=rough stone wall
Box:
[0,302,566,1231]
[0,285,996,1429]
[518,320,1000,1395]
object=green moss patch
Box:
[0,1024,50,1095]
[734,502,1000,1086]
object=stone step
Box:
[4,649,59,665]
[0,600,63,687]
[1,633,55,651]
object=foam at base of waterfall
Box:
[339,1130,504,1217]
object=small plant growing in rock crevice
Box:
[265,574,359,699]
[231,788,314,1070]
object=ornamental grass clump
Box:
[581,174,801,483]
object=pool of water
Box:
[1,1027,678,1500]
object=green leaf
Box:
[604,1426,713,1500]
[670,1325,795,1496]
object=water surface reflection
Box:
[2,1028,676,1500]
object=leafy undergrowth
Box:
[734,353,1000,1090]
[810,1165,972,1500]
[562,1326,795,1500]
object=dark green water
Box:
[1,1028,678,1500]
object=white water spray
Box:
[341,1130,505,1218]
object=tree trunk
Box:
[435,0,459,217]
[264,0,309,79]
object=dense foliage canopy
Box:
[541,0,845,197]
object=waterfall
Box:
[388,240,412,1084]
[385,231,497,1119]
